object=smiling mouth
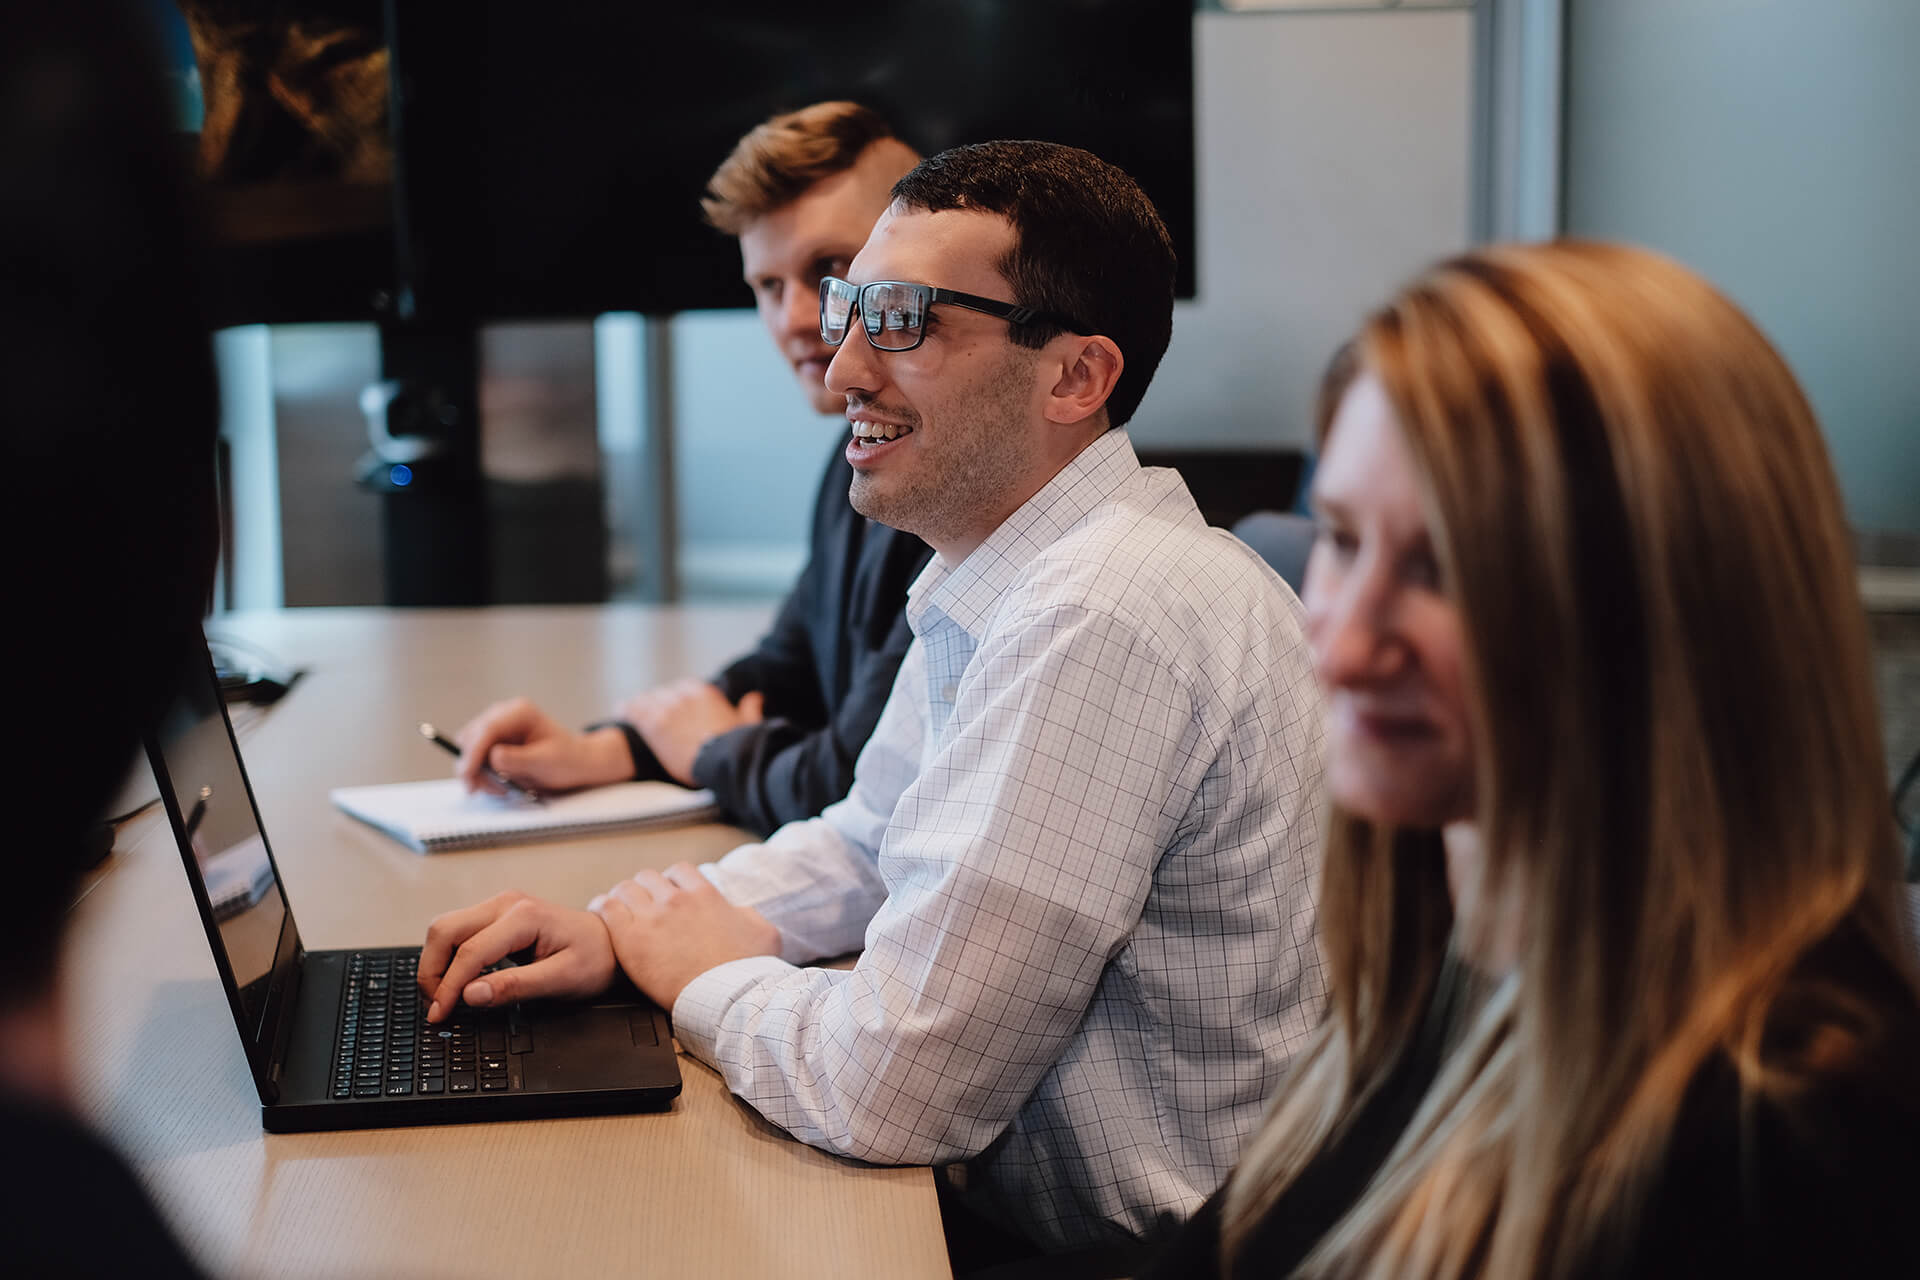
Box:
[850,422,915,445]
[1352,710,1439,742]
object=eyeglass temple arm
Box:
[925,287,1080,331]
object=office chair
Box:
[1232,511,1317,597]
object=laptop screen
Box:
[151,650,290,1043]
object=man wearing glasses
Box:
[448,103,932,836]
[418,142,1326,1270]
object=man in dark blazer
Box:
[451,103,932,836]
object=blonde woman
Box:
[1141,242,1920,1278]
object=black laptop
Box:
[144,644,681,1133]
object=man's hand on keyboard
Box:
[588,862,781,1009]
[418,890,615,1022]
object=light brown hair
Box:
[1223,241,1916,1277]
[701,101,904,235]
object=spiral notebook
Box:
[330,778,719,853]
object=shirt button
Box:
[941,683,958,701]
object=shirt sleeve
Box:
[691,607,916,836]
[694,640,925,964]
[673,603,1206,1167]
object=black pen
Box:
[418,722,541,802]
[184,784,212,839]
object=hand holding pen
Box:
[424,698,636,799]
[419,722,542,803]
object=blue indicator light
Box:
[390,464,413,487]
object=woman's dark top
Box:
[4,1092,207,1278]
[1140,924,1920,1279]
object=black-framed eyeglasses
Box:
[818,276,1082,353]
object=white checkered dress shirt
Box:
[674,429,1326,1251]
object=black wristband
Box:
[584,719,649,781]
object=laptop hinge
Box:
[263,943,306,1091]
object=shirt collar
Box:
[906,428,1141,638]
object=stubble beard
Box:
[848,352,1034,550]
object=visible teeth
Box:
[852,422,912,442]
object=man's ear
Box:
[1042,336,1124,426]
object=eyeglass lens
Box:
[821,280,930,351]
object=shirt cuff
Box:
[670,953,797,1068]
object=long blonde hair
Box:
[1223,241,1915,1277]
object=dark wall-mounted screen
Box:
[158,0,394,326]
[391,2,1196,321]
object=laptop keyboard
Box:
[330,950,516,1100]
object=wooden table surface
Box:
[63,605,951,1280]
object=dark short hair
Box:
[702,101,907,236]
[1,3,220,1008]
[890,140,1176,429]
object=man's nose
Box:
[782,282,818,340]
[824,319,881,397]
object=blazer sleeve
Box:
[711,440,853,720]
[710,558,831,727]
[590,564,828,789]
[691,606,914,836]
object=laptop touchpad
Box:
[520,1005,657,1091]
